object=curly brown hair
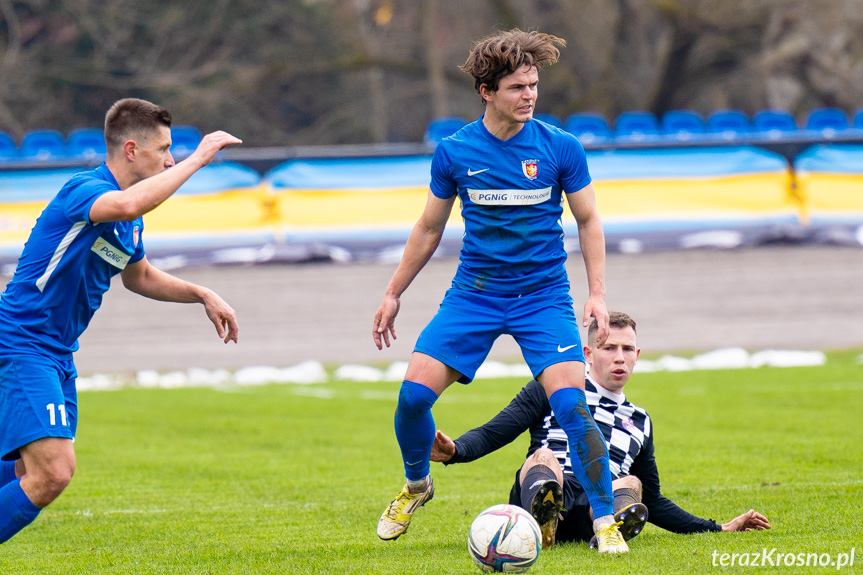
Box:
[460,29,566,102]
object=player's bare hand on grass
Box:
[583,296,609,347]
[373,296,400,349]
[430,430,456,463]
[202,290,239,343]
[721,509,771,532]
[189,131,243,166]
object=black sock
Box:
[613,487,641,515]
[520,464,558,511]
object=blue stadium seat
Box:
[706,109,751,140]
[752,109,800,139]
[19,129,66,161]
[67,127,107,161]
[613,111,660,142]
[171,125,203,157]
[661,110,705,141]
[0,132,17,161]
[804,107,850,137]
[424,117,467,144]
[854,108,863,130]
[532,113,563,128]
[564,113,611,144]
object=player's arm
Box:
[89,131,242,223]
[629,431,723,533]
[564,182,609,346]
[372,189,456,349]
[435,380,547,464]
[121,256,238,343]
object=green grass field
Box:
[1,351,861,574]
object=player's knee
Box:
[40,469,73,502]
[397,381,437,417]
[614,474,642,496]
[521,448,562,484]
[29,457,75,505]
[527,447,557,468]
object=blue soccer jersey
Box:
[430,117,591,295]
[0,164,145,358]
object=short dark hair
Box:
[460,29,565,100]
[588,311,637,346]
[104,98,172,151]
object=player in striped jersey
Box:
[432,312,771,548]
[0,98,241,544]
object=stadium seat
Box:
[705,109,751,140]
[854,108,863,130]
[660,110,705,141]
[67,127,107,161]
[532,113,563,128]
[171,125,203,157]
[613,111,660,142]
[564,113,611,144]
[424,116,467,144]
[752,109,800,139]
[19,129,66,162]
[804,107,850,137]
[0,131,17,161]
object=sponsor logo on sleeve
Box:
[90,237,131,269]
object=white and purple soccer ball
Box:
[467,504,541,573]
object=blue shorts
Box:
[0,352,78,461]
[414,284,585,383]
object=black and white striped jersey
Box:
[537,376,651,479]
[448,376,720,534]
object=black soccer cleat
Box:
[616,502,648,541]
[529,480,564,549]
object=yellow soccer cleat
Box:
[594,520,629,554]
[376,478,435,540]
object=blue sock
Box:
[548,387,614,518]
[394,381,438,481]
[0,461,17,488]
[0,478,41,544]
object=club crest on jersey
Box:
[522,159,539,180]
[133,225,140,247]
[621,417,638,433]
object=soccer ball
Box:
[467,504,541,573]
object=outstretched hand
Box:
[373,295,400,350]
[721,509,771,532]
[191,131,243,167]
[430,430,456,463]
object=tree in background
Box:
[1,0,862,146]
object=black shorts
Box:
[509,469,594,543]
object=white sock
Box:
[593,514,615,532]
[407,476,430,494]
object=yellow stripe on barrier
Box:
[588,172,798,220]
[0,202,47,246]
[272,186,461,229]
[796,173,863,214]
[143,185,274,233]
